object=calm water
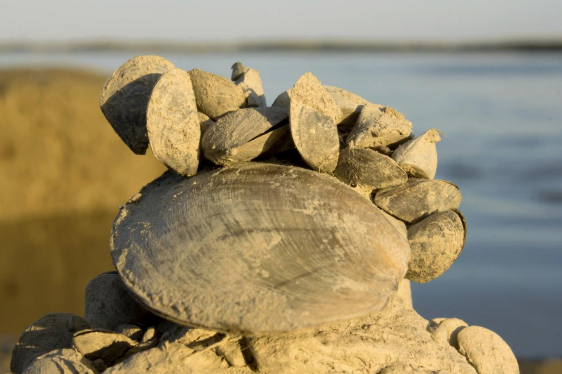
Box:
[2,51,562,358]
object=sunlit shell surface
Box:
[110,163,410,335]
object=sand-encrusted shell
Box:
[110,163,410,335]
[197,112,215,135]
[406,209,466,283]
[146,68,200,176]
[290,100,339,173]
[324,85,369,129]
[73,330,136,365]
[11,313,90,374]
[202,107,288,165]
[392,128,442,179]
[21,349,97,374]
[374,179,462,223]
[291,73,340,123]
[335,146,408,190]
[99,55,175,155]
[231,62,267,107]
[272,89,291,110]
[347,104,413,148]
[188,69,246,119]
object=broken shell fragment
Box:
[374,179,462,223]
[347,104,413,149]
[231,62,267,107]
[11,313,90,374]
[99,55,175,155]
[290,100,339,173]
[406,209,466,283]
[335,146,407,190]
[147,68,200,176]
[392,128,442,179]
[73,330,136,365]
[457,326,519,374]
[22,349,98,374]
[110,163,410,335]
[291,72,340,123]
[324,85,369,129]
[188,69,246,119]
[85,272,156,331]
[202,107,288,165]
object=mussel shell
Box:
[202,107,288,165]
[147,68,200,176]
[406,209,466,283]
[188,69,246,119]
[335,146,408,190]
[324,85,369,130]
[231,63,267,108]
[110,163,410,335]
[99,55,175,155]
[374,179,462,223]
[392,128,442,179]
[291,72,340,123]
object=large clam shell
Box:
[147,68,200,176]
[110,163,410,335]
[374,179,462,223]
[99,55,175,154]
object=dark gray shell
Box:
[374,179,462,223]
[99,55,175,155]
[110,163,410,335]
[406,209,466,283]
[335,146,408,190]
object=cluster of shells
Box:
[8,55,519,374]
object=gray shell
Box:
[392,128,442,179]
[324,85,369,130]
[201,107,288,165]
[335,146,408,190]
[147,68,200,176]
[290,73,340,123]
[99,55,175,155]
[374,179,462,223]
[110,163,410,335]
[406,209,466,283]
[188,69,246,119]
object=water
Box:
[2,50,562,358]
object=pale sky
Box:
[1,0,561,42]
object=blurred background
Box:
[1,1,561,372]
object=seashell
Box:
[85,272,156,331]
[231,62,267,107]
[291,72,340,123]
[334,146,407,190]
[73,329,136,365]
[99,55,175,155]
[347,104,413,149]
[197,111,215,135]
[110,163,410,335]
[324,85,369,130]
[392,128,442,179]
[115,324,145,342]
[374,179,462,223]
[290,99,339,173]
[11,313,90,374]
[147,68,200,176]
[272,89,291,110]
[457,326,519,374]
[406,209,466,283]
[202,107,288,165]
[188,69,246,119]
[22,349,98,374]
[430,318,468,349]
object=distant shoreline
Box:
[2,39,562,53]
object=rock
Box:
[147,68,200,176]
[231,62,266,107]
[11,313,89,374]
[290,99,339,172]
[374,179,462,223]
[290,72,340,123]
[347,104,413,148]
[188,69,246,119]
[73,329,136,365]
[99,55,175,154]
[85,272,156,331]
[457,326,519,374]
[406,210,466,283]
[201,107,288,165]
[115,324,145,342]
[392,128,442,179]
[430,318,468,349]
[323,85,369,129]
[22,349,98,374]
[334,146,408,190]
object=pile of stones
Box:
[9,56,519,373]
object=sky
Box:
[1,0,562,43]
